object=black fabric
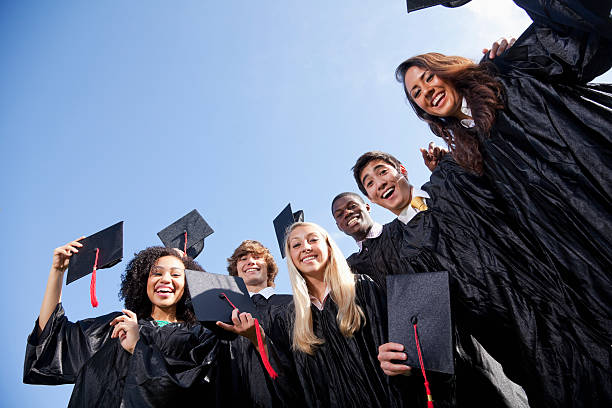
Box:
[347,219,437,292]
[226,293,293,408]
[346,190,525,407]
[416,152,612,407]
[265,276,423,408]
[477,0,612,350]
[448,1,612,405]
[23,303,220,407]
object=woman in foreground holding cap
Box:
[23,241,223,407]
[261,222,419,408]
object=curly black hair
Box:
[119,246,204,324]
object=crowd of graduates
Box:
[23,1,611,407]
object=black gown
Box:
[477,0,612,355]
[23,303,221,407]
[347,158,532,408]
[264,275,423,408]
[410,154,612,408]
[226,293,293,408]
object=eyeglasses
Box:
[150,266,185,276]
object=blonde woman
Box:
[265,222,417,408]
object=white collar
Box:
[357,222,383,251]
[460,97,475,128]
[412,187,430,199]
[398,205,419,225]
[309,286,331,311]
[249,286,275,299]
[397,187,430,225]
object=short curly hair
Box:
[226,240,278,287]
[119,246,204,324]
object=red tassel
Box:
[414,322,434,407]
[255,317,278,379]
[219,292,278,379]
[90,248,100,308]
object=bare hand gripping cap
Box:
[66,221,124,307]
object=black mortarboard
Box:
[273,203,304,258]
[406,0,471,13]
[387,272,454,375]
[185,269,257,323]
[184,269,279,379]
[157,209,214,259]
[66,221,124,307]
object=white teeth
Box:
[245,268,259,273]
[433,92,444,107]
[347,216,359,226]
[302,255,316,262]
[382,187,394,199]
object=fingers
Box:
[378,342,405,353]
[482,48,489,55]
[381,361,412,376]
[489,42,499,59]
[122,309,137,321]
[111,322,127,339]
[496,38,509,56]
[509,37,516,47]
[110,315,127,327]
[216,321,235,332]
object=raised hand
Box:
[110,309,140,354]
[51,238,84,272]
[482,37,517,59]
[420,141,448,172]
[216,308,261,345]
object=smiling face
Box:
[288,225,330,280]
[404,65,463,119]
[360,159,413,216]
[236,252,269,292]
[332,195,373,241]
[146,255,186,314]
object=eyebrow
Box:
[410,71,426,93]
[362,164,386,185]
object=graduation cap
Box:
[185,269,256,323]
[185,269,278,379]
[157,210,214,259]
[66,221,123,308]
[406,0,471,13]
[387,272,453,404]
[273,203,304,258]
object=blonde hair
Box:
[285,222,365,354]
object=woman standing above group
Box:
[394,0,611,406]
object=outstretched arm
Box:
[38,238,84,334]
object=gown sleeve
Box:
[23,303,122,385]
[492,0,612,83]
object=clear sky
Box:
[1,1,609,405]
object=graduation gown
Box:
[413,154,612,408]
[227,293,293,408]
[477,0,612,355]
[345,162,532,408]
[346,219,436,291]
[265,275,422,408]
[23,303,220,407]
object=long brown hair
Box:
[395,53,505,174]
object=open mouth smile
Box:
[432,91,445,107]
[381,187,395,199]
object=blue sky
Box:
[2,1,609,405]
